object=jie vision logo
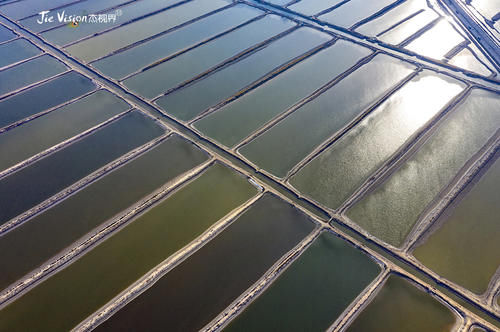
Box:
[37,9,122,27]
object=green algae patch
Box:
[0,164,257,332]
[347,275,457,332]
[225,231,381,332]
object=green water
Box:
[95,193,315,332]
[0,135,208,291]
[288,0,345,16]
[240,54,415,178]
[0,111,164,225]
[0,25,15,43]
[225,231,381,332]
[347,275,457,332]
[348,89,500,247]
[156,27,330,121]
[65,0,229,62]
[0,39,40,68]
[0,71,95,128]
[291,72,464,210]
[0,90,129,171]
[0,55,67,96]
[413,155,500,295]
[92,4,263,80]
[123,14,295,99]
[194,40,371,148]
[0,164,257,332]
[319,0,396,28]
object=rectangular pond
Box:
[0,25,16,43]
[193,40,372,148]
[413,153,500,295]
[319,0,397,28]
[0,71,96,128]
[156,27,331,121]
[0,134,209,291]
[288,0,346,16]
[0,0,77,20]
[123,14,296,99]
[0,55,67,97]
[94,193,316,332]
[347,89,500,248]
[240,54,415,178]
[0,163,258,331]
[0,111,164,225]
[0,38,40,68]
[0,90,130,172]
[225,231,381,332]
[346,275,457,332]
[290,72,464,211]
[92,4,263,80]
[378,10,439,45]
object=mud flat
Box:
[94,193,315,332]
[224,231,381,332]
[0,164,257,331]
[0,111,164,225]
[0,135,209,290]
[347,88,500,247]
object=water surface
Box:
[0,38,40,68]
[0,25,15,43]
[95,193,315,332]
[449,48,492,76]
[346,275,457,332]
[319,0,397,28]
[379,10,439,45]
[288,0,345,16]
[347,89,500,247]
[0,164,257,332]
[225,231,381,332]
[194,40,371,147]
[0,0,77,20]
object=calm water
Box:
[0,71,95,128]
[0,55,67,96]
[0,135,209,290]
[65,0,229,62]
[241,54,415,178]
[348,89,500,247]
[291,72,464,210]
[123,15,295,99]
[319,0,396,28]
[92,4,263,80]
[225,231,381,332]
[0,38,40,68]
[0,90,129,171]
[0,164,257,331]
[449,48,492,76]
[0,0,76,20]
[0,111,164,225]
[379,10,439,45]
[194,40,371,148]
[288,0,345,16]
[156,27,330,121]
[346,275,457,332]
[0,25,15,43]
[413,154,500,294]
[96,193,315,332]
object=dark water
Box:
[291,72,464,210]
[0,55,67,96]
[0,25,15,43]
[0,38,40,68]
[346,275,457,332]
[225,231,381,332]
[96,193,315,332]
[0,163,257,332]
[0,90,129,171]
[65,0,230,62]
[413,154,500,295]
[241,54,415,178]
[92,4,263,80]
[0,111,164,225]
[0,134,208,291]
[156,27,330,121]
[347,89,500,248]
[194,40,371,148]
[123,14,295,99]
[0,71,95,128]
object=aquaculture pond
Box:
[290,72,464,210]
[347,89,500,247]
[0,164,257,331]
[225,231,381,332]
[288,0,345,16]
[318,0,396,28]
[413,154,500,295]
[95,194,316,332]
[194,40,371,147]
[0,38,40,68]
[0,111,164,225]
[0,135,208,290]
[346,275,457,332]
